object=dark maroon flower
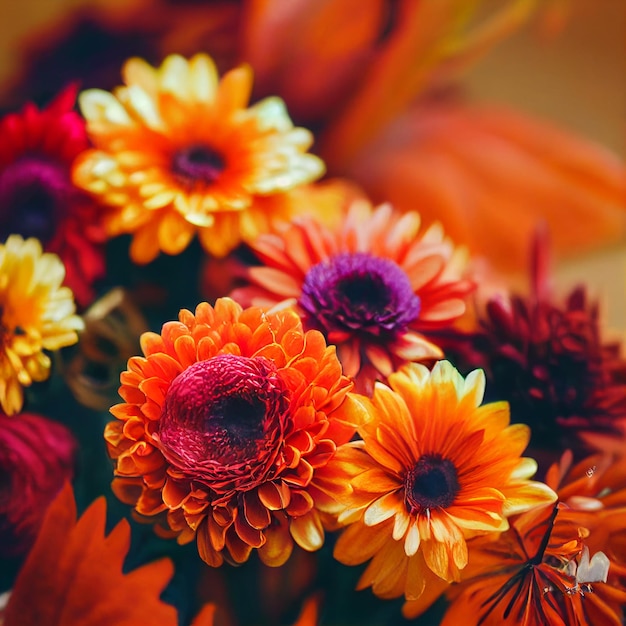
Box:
[0,413,76,557]
[446,233,626,455]
[0,85,105,306]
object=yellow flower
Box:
[331,360,556,602]
[72,53,325,263]
[0,235,83,415]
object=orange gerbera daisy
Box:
[331,360,556,603]
[0,483,177,626]
[0,235,83,415]
[105,297,366,567]
[231,200,474,392]
[72,53,325,263]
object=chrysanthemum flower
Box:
[0,85,105,305]
[105,297,365,567]
[330,360,556,603]
[0,235,84,415]
[231,200,474,392]
[0,412,75,557]
[72,53,325,263]
[0,483,179,626]
[449,233,626,455]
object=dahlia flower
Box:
[231,200,474,392]
[0,235,84,415]
[0,412,75,557]
[451,233,626,455]
[73,53,325,263]
[0,483,178,626]
[330,360,556,602]
[105,298,365,567]
[0,85,105,305]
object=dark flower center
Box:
[299,252,420,339]
[404,454,460,512]
[0,157,70,243]
[171,144,225,185]
[158,354,289,475]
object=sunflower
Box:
[0,85,105,305]
[72,53,325,263]
[231,200,474,392]
[105,297,366,567]
[0,235,83,415]
[1,483,178,626]
[330,360,556,603]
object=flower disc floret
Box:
[105,298,364,567]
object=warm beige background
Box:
[465,0,625,335]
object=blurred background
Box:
[0,0,623,329]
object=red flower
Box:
[0,85,105,305]
[0,412,75,557]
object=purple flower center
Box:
[158,354,289,483]
[171,144,225,185]
[0,157,71,243]
[299,252,420,339]
[404,454,460,512]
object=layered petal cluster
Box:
[232,200,474,391]
[330,361,556,602]
[0,235,84,414]
[0,85,105,305]
[449,233,626,454]
[408,451,626,625]
[73,53,325,263]
[105,298,365,567]
[0,483,178,626]
[0,412,75,557]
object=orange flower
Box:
[331,360,556,603]
[0,483,177,626]
[105,298,366,567]
[0,235,83,415]
[407,450,626,625]
[72,53,325,263]
[231,200,474,392]
[430,503,626,626]
[546,450,626,578]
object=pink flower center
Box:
[171,144,225,185]
[404,454,460,513]
[158,354,289,485]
